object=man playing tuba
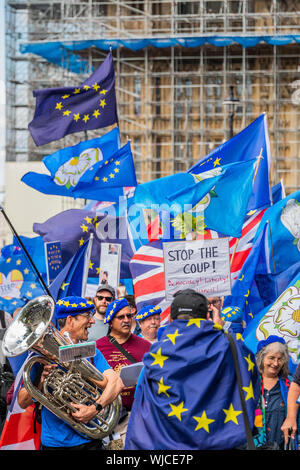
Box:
[17,296,124,450]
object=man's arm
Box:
[18,363,57,409]
[71,368,124,423]
[281,381,300,443]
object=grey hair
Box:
[255,341,289,378]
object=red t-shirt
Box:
[96,334,151,410]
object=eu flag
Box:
[28,51,118,146]
[21,127,120,198]
[0,243,46,315]
[125,320,260,450]
[71,141,137,200]
[189,114,271,211]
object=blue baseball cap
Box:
[135,305,162,321]
[256,335,286,354]
[104,298,130,324]
[55,296,95,319]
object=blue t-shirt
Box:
[26,349,110,448]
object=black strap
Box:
[107,335,137,364]
[225,331,256,450]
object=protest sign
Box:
[163,238,231,300]
[99,243,121,288]
[44,241,63,284]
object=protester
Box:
[17,296,124,450]
[254,335,293,449]
[88,284,116,342]
[124,294,141,336]
[125,288,260,450]
[207,296,223,315]
[281,356,300,446]
[96,298,151,447]
[135,305,161,343]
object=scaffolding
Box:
[5,0,300,194]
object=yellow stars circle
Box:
[168,401,188,422]
[223,403,242,425]
[193,411,215,433]
[150,348,169,368]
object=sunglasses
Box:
[114,313,134,321]
[96,295,113,302]
[208,299,221,305]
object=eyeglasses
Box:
[96,295,113,302]
[78,312,94,319]
[114,313,134,321]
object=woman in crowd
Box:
[254,335,297,449]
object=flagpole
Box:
[267,220,276,274]
[0,206,53,297]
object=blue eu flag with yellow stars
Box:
[125,320,260,450]
[28,51,118,146]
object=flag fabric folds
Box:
[244,271,300,375]
[222,223,271,324]
[0,353,41,450]
[125,319,260,450]
[33,208,142,279]
[21,127,120,198]
[131,159,257,239]
[0,243,46,315]
[28,51,118,146]
[189,113,271,211]
[48,238,92,304]
[252,190,300,276]
[70,141,137,200]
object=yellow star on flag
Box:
[73,113,80,121]
[150,348,169,368]
[223,403,242,425]
[83,114,90,123]
[103,177,108,182]
[89,261,94,270]
[187,318,204,328]
[193,411,215,433]
[213,157,221,167]
[79,237,85,246]
[83,85,90,90]
[73,88,81,94]
[93,109,100,118]
[92,83,100,91]
[57,300,64,305]
[80,224,88,232]
[157,377,171,397]
[244,354,255,372]
[63,110,71,116]
[164,329,182,346]
[24,268,29,274]
[55,102,63,110]
[99,89,107,95]
[168,401,188,422]
[100,99,106,108]
[16,259,22,265]
[61,282,69,291]
[242,381,254,401]
[85,216,92,224]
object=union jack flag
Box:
[129,208,267,323]
[0,353,41,450]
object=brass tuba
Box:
[2,295,121,440]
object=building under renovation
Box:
[5,0,300,203]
